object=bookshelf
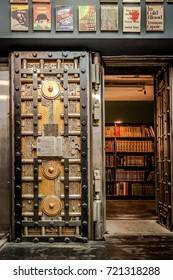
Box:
[105,123,155,200]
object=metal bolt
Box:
[33,69,37,74]
[64,237,70,243]
[64,86,68,90]
[83,237,88,243]
[82,203,87,208]
[82,152,87,157]
[15,103,20,109]
[32,53,37,57]
[65,185,69,191]
[33,86,37,90]
[64,104,68,108]
[64,121,68,126]
[15,53,19,58]
[48,53,52,57]
[64,69,67,73]
[82,104,86,109]
[65,203,69,209]
[33,104,37,108]
[82,221,87,226]
[16,203,21,208]
[34,221,38,227]
[15,86,19,91]
[34,204,38,209]
[81,53,86,57]
[34,167,38,172]
[82,136,86,142]
[82,185,87,190]
[81,68,86,73]
[50,221,54,226]
[16,221,21,225]
[16,167,20,172]
[34,185,38,190]
[15,121,20,127]
[16,185,21,189]
[63,51,68,57]
[49,237,54,243]
[82,86,86,91]
[33,237,39,243]
[82,120,86,126]
[65,167,69,173]
[15,68,19,74]
[65,221,69,227]
[16,152,20,157]
[82,167,87,173]
[16,136,20,142]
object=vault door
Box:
[11,51,90,242]
[156,67,173,230]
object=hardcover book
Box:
[10,0,28,3]
[33,4,51,31]
[146,5,164,31]
[55,5,73,31]
[101,5,118,31]
[123,6,141,33]
[11,4,29,31]
[78,5,96,32]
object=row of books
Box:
[105,126,115,137]
[106,140,115,152]
[115,125,155,138]
[106,169,115,181]
[116,140,154,152]
[116,169,155,181]
[106,182,155,196]
[117,155,155,167]
[106,155,115,167]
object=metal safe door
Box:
[155,67,173,230]
[11,52,90,242]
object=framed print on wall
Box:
[78,5,96,32]
[146,5,164,31]
[101,5,118,31]
[123,6,141,33]
[55,6,74,32]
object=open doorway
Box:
[103,57,173,235]
[105,74,156,221]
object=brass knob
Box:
[49,203,54,209]
[48,167,54,173]
[48,86,53,92]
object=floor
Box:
[1,200,173,260]
[1,219,173,260]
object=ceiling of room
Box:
[104,75,154,101]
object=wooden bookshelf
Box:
[105,123,155,199]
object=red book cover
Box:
[10,0,28,3]
[33,4,51,31]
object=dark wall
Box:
[105,101,154,123]
[1,1,173,56]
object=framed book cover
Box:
[146,0,163,2]
[123,0,140,3]
[33,4,51,31]
[55,5,73,31]
[11,4,29,31]
[10,0,28,3]
[100,0,118,2]
[146,5,164,31]
[100,5,118,31]
[123,6,141,33]
[78,5,96,32]
[32,1,50,3]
